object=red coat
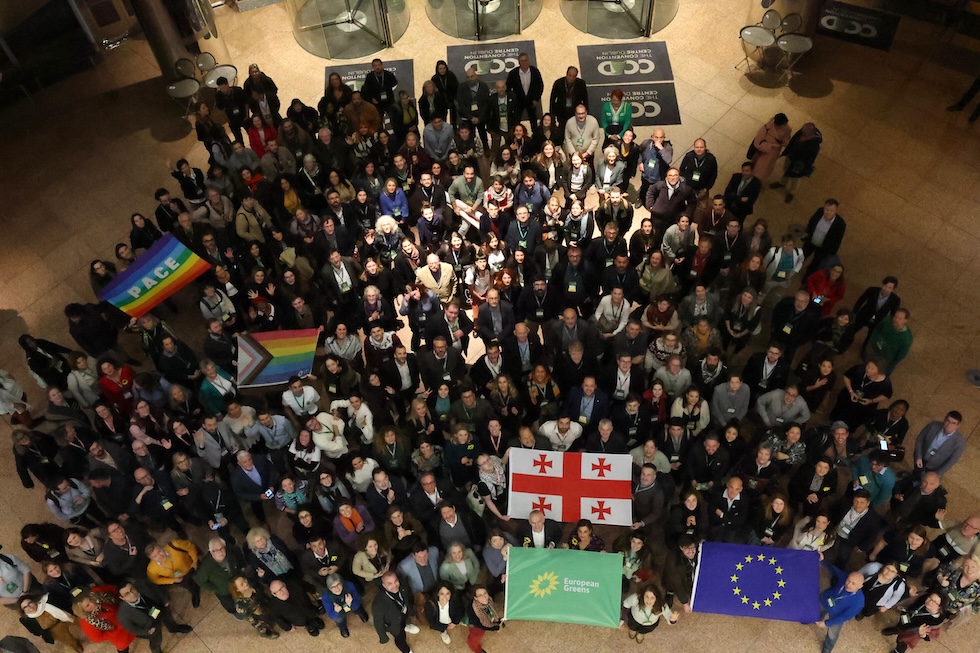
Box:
[78,586,137,650]
[805,270,845,316]
[98,366,136,414]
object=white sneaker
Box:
[441,632,451,645]
[404,624,420,635]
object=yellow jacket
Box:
[146,540,199,585]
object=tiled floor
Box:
[1,0,979,651]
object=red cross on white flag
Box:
[508,450,633,526]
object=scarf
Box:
[472,598,499,628]
[26,594,74,622]
[78,592,117,630]
[255,544,292,576]
[478,456,506,498]
[340,508,364,533]
[369,332,394,350]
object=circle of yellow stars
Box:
[730,553,786,610]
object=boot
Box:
[947,102,965,112]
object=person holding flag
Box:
[815,563,865,653]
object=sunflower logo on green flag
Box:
[504,548,622,627]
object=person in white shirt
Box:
[538,416,583,452]
[593,287,631,338]
[345,455,380,494]
[282,376,321,421]
[330,395,375,445]
[306,412,348,459]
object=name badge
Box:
[775,417,784,423]
[670,455,679,462]
[5,581,18,593]
[567,282,577,293]
[578,415,588,425]
[764,528,774,537]
[606,258,614,267]
[628,427,637,437]
[161,499,174,510]
[724,253,732,262]
[727,408,736,413]
[898,562,909,573]
[614,389,626,399]
[328,384,338,394]
[535,309,544,319]
[381,91,389,101]
[858,475,869,486]
[691,171,701,183]
[782,324,792,334]
[519,240,527,248]
[443,372,452,381]
[471,103,479,112]
[776,271,788,279]
[565,98,573,108]
[340,282,351,293]
[214,512,225,521]
[148,607,161,619]
[899,613,910,625]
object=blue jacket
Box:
[379,188,409,220]
[321,580,362,621]
[819,564,864,627]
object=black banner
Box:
[446,40,537,83]
[324,60,416,96]
[587,84,681,127]
[816,1,900,51]
[576,43,674,84]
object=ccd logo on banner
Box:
[466,58,518,75]
[820,15,878,37]
[631,100,661,119]
[598,59,655,77]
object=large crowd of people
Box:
[1,54,977,653]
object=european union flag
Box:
[690,542,821,622]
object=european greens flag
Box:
[691,542,821,622]
[504,548,622,627]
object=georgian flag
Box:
[508,450,633,526]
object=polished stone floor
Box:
[1,1,979,651]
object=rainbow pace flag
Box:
[237,329,321,388]
[97,234,211,317]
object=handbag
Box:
[466,485,486,516]
[746,141,758,159]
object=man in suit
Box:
[913,412,966,479]
[425,300,474,355]
[709,476,751,542]
[631,464,668,537]
[130,468,185,538]
[418,336,468,392]
[361,58,398,111]
[770,289,821,363]
[380,345,422,419]
[416,253,459,306]
[300,536,351,591]
[802,199,847,276]
[645,168,697,233]
[517,509,564,548]
[741,342,790,400]
[397,543,441,595]
[487,80,519,156]
[468,342,507,397]
[266,579,325,636]
[365,468,410,522]
[723,161,762,224]
[320,249,363,314]
[544,307,603,361]
[502,321,545,380]
[373,571,420,652]
[474,289,516,344]
[561,376,611,437]
[584,418,628,453]
[599,352,645,406]
[117,581,192,653]
[851,276,900,344]
[549,66,589,128]
[408,473,462,538]
[457,67,493,152]
[831,490,882,567]
[506,52,544,127]
[229,450,279,524]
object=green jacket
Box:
[868,319,912,372]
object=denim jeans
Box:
[821,613,843,653]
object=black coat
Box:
[506,65,545,105]
[723,173,761,221]
[803,210,846,258]
[373,586,413,642]
[852,286,901,330]
[67,304,118,357]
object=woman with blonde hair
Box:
[638,250,676,304]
